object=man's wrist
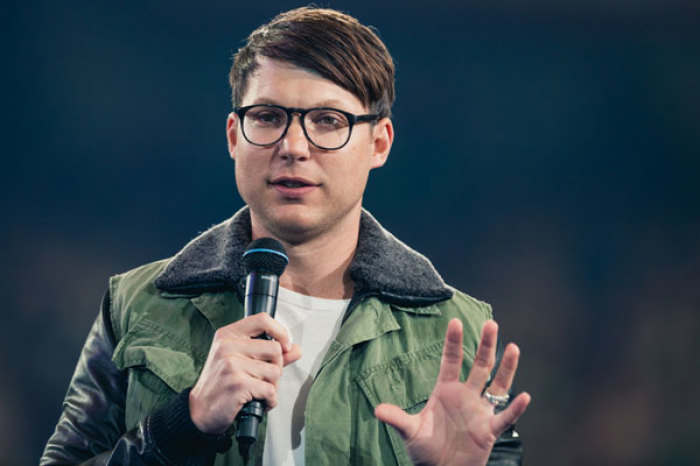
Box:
[148,387,233,464]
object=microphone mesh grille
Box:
[242,238,289,276]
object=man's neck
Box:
[250,210,360,300]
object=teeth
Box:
[281,180,306,188]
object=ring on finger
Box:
[483,390,510,408]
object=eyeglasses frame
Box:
[233,104,381,150]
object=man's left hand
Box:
[375,319,531,466]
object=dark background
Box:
[4,1,699,464]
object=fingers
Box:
[438,318,464,383]
[222,314,302,365]
[487,343,520,396]
[282,343,303,366]
[234,356,283,385]
[190,355,283,433]
[208,313,301,382]
[218,362,281,407]
[464,320,498,392]
[244,338,286,365]
[211,329,284,366]
[221,313,293,351]
[482,333,529,437]
[492,392,531,436]
[189,314,298,433]
[374,403,418,441]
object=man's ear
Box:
[370,117,394,169]
[226,112,238,160]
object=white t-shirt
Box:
[262,287,349,466]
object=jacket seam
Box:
[109,276,122,342]
[355,341,444,379]
[101,290,117,347]
[123,318,207,362]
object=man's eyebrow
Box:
[245,98,278,106]
[246,98,357,110]
[312,99,353,109]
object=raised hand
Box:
[375,319,530,466]
[188,313,302,434]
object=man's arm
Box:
[41,292,230,465]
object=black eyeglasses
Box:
[234,104,380,150]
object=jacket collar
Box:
[153,206,453,306]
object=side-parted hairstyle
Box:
[229,7,395,118]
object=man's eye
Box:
[256,113,279,123]
[312,112,346,128]
[249,110,284,126]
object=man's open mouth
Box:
[270,177,318,189]
[276,180,310,188]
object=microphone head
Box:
[242,238,289,276]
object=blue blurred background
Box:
[4,1,699,464]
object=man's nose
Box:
[279,114,311,160]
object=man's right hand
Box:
[188,313,302,434]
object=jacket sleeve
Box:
[41,291,232,466]
[486,337,524,466]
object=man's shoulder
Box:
[441,287,493,321]
[109,258,172,298]
[431,287,493,344]
[107,258,176,339]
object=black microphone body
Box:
[235,238,288,461]
[244,270,282,318]
[236,270,280,449]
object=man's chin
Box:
[256,208,324,243]
[251,202,360,244]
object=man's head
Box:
[226,8,395,245]
[229,7,395,119]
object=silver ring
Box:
[483,390,510,408]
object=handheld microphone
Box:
[235,238,289,461]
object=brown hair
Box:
[229,7,395,118]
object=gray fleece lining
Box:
[154,207,452,303]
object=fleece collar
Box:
[154,207,453,306]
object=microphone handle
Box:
[236,271,280,460]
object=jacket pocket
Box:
[355,341,444,465]
[112,317,204,429]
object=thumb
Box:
[375,403,417,440]
[282,343,303,366]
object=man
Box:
[42,7,529,465]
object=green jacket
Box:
[42,208,523,465]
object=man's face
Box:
[227,58,393,243]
